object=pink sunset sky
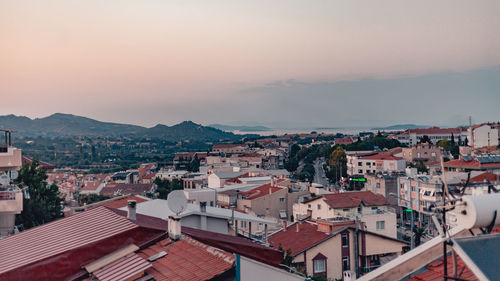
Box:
[1,0,499,127]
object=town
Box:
[1,121,499,280]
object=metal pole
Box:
[443,191,448,281]
[410,210,415,249]
[354,216,359,277]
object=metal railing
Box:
[0,187,21,201]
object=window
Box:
[241,221,247,228]
[343,208,350,212]
[279,197,285,203]
[358,169,363,173]
[342,233,349,247]
[317,204,321,210]
[342,256,350,271]
[313,259,326,273]
[376,183,381,189]
[431,152,436,157]
[376,221,385,230]
[308,204,311,208]
[358,162,363,166]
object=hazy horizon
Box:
[2,1,499,128]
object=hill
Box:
[208,124,271,132]
[0,113,241,141]
[371,124,429,130]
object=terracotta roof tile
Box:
[137,236,234,281]
[268,220,354,256]
[315,191,389,209]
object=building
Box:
[237,180,310,224]
[0,128,23,238]
[0,205,285,280]
[363,173,398,207]
[396,127,467,146]
[347,153,406,175]
[443,155,500,173]
[207,171,245,188]
[293,191,397,238]
[402,143,443,163]
[468,123,500,149]
[212,144,248,155]
[121,199,275,237]
[268,218,407,280]
[100,183,156,197]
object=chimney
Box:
[200,201,207,213]
[282,220,287,230]
[269,187,272,195]
[271,177,275,187]
[296,222,300,232]
[168,215,181,241]
[200,201,208,230]
[127,200,136,220]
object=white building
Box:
[292,191,397,238]
[347,153,406,175]
[468,123,499,148]
[396,127,467,146]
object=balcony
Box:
[0,147,22,171]
[0,186,23,214]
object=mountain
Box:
[0,113,241,141]
[371,124,429,130]
[208,124,271,132]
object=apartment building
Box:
[468,123,500,148]
[402,143,442,163]
[268,218,407,280]
[293,191,397,238]
[396,127,468,146]
[0,129,23,238]
[347,153,406,175]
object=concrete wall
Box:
[240,255,305,281]
[181,214,229,234]
[360,212,397,238]
[364,234,405,256]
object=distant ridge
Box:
[371,124,429,130]
[208,124,271,132]
[0,113,241,141]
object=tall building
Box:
[0,129,23,237]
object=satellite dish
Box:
[10,171,18,181]
[167,190,187,216]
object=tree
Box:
[419,135,431,144]
[153,177,183,199]
[15,160,64,229]
[409,160,429,174]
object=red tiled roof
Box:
[469,172,500,183]
[22,155,56,169]
[444,159,500,169]
[362,153,403,161]
[268,220,354,256]
[402,127,464,135]
[335,137,355,145]
[138,236,234,281]
[407,256,479,281]
[94,253,152,281]
[213,144,246,149]
[240,182,284,200]
[87,195,150,210]
[81,181,102,191]
[101,183,155,197]
[319,191,389,209]
[109,208,284,267]
[0,206,165,280]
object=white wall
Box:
[240,255,305,281]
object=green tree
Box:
[15,160,64,229]
[419,135,431,144]
[153,177,183,199]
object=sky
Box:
[1,0,499,128]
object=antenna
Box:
[167,190,187,216]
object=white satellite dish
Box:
[167,190,187,216]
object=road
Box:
[313,158,329,187]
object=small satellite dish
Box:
[167,190,187,216]
[10,171,18,180]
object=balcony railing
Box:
[0,186,21,201]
